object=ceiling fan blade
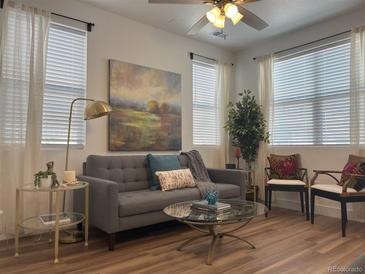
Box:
[187,15,209,35]
[148,0,209,4]
[237,6,268,30]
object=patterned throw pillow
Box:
[340,162,358,186]
[267,154,299,179]
[340,161,365,191]
[155,169,196,191]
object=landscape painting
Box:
[109,60,182,151]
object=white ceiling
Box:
[79,0,365,52]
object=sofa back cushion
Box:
[147,154,181,190]
[84,154,189,192]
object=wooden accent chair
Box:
[264,154,309,220]
[310,155,365,237]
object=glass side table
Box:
[14,182,89,263]
[0,210,13,248]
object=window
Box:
[41,23,87,147]
[272,35,351,145]
[192,57,219,146]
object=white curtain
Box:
[217,62,233,167]
[350,26,365,148]
[256,55,273,199]
[0,1,50,234]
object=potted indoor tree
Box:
[225,89,269,189]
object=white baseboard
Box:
[273,198,365,223]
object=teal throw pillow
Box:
[147,154,181,190]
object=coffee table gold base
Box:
[177,219,255,265]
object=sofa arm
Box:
[207,168,246,198]
[75,175,119,234]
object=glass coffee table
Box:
[163,199,267,265]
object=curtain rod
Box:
[51,12,95,32]
[252,29,351,61]
[0,1,95,32]
[189,52,234,66]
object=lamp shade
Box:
[206,7,221,23]
[84,100,112,120]
[231,12,243,25]
[224,3,238,19]
[213,14,225,29]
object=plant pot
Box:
[40,176,52,188]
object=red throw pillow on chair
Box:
[267,154,299,179]
[340,161,365,191]
[339,162,358,186]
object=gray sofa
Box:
[75,154,246,250]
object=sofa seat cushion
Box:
[215,183,240,198]
[118,183,241,217]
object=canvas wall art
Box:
[109,59,182,151]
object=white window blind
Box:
[192,57,219,146]
[42,23,87,147]
[272,35,351,145]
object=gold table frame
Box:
[163,200,267,265]
[177,219,255,265]
[14,182,89,264]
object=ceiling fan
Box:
[148,0,268,35]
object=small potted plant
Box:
[34,171,51,188]
[34,161,60,189]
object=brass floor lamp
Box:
[60,97,112,243]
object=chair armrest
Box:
[310,170,342,186]
[207,168,246,198]
[313,170,343,174]
[265,168,272,180]
[76,175,119,234]
[298,168,309,185]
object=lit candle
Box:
[63,170,76,185]
[235,148,241,158]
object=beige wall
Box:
[12,0,234,177]
[0,0,235,212]
[234,8,365,221]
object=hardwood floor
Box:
[1,207,365,274]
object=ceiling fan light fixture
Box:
[206,7,221,23]
[231,12,243,25]
[213,14,225,29]
[224,3,238,19]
